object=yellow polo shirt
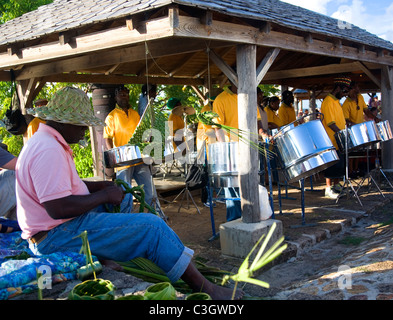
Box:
[266,106,282,129]
[196,104,217,156]
[103,106,141,170]
[212,89,261,141]
[168,112,185,151]
[321,94,346,150]
[342,94,367,125]
[278,102,296,127]
[26,117,46,140]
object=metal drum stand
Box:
[336,125,363,206]
[171,107,201,214]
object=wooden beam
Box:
[264,62,380,82]
[42,73,205,86]
[0,16,175,70]
[382,66,393,90]
[355,61,381,88]
[168,5,179,28]
[208,49,238,86]
[256,48,280,84]
[236,44,259,223]
[0,70,11,81]
[59,30,78,46]
[174,16,393,66]
[15,39,230,80]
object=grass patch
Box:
[338,236,366,246]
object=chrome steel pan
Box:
[104,144,143,168]
[335,121,380,153]
[273,120,339,183]
[208,142,239,188]
[376,120,393,142]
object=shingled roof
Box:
[1,0,392,51]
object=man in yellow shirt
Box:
[212,84,263,221]
[167,97,186,152]
[321,76,351,199]
[26,99,47,140]
[343,81,379,126]
[278,90,296,127]
[265,96,282,131]
[103,86,155,208]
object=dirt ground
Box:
[11,167,393,300]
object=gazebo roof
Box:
[1,0,393,50]
[0,0,392,106]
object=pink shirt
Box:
[16,124,89,239]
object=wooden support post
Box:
[381,66,393,169]
[256,48,280,85]
[236,44,260,223]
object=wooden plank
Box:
[264,62,378,81]
[236,44,260,223]
[382,65,393,90]
[15,39,231,80]
[256,47,280,84]
[174,16,393,66]
[42,73,204,86]
[0,16,175,69]
[355,61,381,88]
[208,49,238,86]
[381,66,393,168]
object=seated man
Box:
[16,86,242,300]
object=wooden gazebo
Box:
[0,0,392,246]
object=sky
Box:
[279,0,391,108]
[281,0,393,44]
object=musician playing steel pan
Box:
[342,81,379,178]
[320,76,351,199]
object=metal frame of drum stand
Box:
[355,146,392,195]
[336,126,384,206]
[171,113,202,215]
[335,126,363,205]
[205,147,240,242]
[264,142,316,228]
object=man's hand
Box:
[103,185,125,206]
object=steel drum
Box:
[104,144,143,168]
[376,120,393,142]
[335,121,380,153]
[273,120,339,183]
[208,142,239,188]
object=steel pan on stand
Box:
[206,142,241,241]
[207,142,239,188]
[357,120,393,193]
[273,119,339,183]
[103,144,144,168]
[376,120,393,142]
[335,121,381,153]
[270,115,328,227]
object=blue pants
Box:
[117,163,155,208]
[29,193,193,283]
[224,187,241,221]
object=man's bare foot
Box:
[203,283,244,300]
[181,263,244,300]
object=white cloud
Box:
[331,0,393,43]
[282,0,393,44]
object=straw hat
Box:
[27,87,105,127]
